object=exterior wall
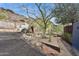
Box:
[0,21,20,32]
[0,21,30,32]
[0,21,15,29]
[72,21,79,51]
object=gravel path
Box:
[57,37,73,56]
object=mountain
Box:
[0,8,32,24]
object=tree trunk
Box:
[42,23,47,38]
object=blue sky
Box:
[0,3,36,16]
[0,3,54,16]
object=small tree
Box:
[54,3,79,30]
[22,3,54,38]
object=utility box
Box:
[72,21,79,51]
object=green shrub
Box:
[53,24,64,35]
[63,32,72,43]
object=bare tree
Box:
[22,3,54,38]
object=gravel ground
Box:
[23,33,74,56]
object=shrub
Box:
[63,32,72,44]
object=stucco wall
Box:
[72,21,79,51]
[0,21,15,29]
[0,21,18,32]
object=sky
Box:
[0,3,57,25]
[0,3,54,16]
[0,3,36,16]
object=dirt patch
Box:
[22,33,61,56]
